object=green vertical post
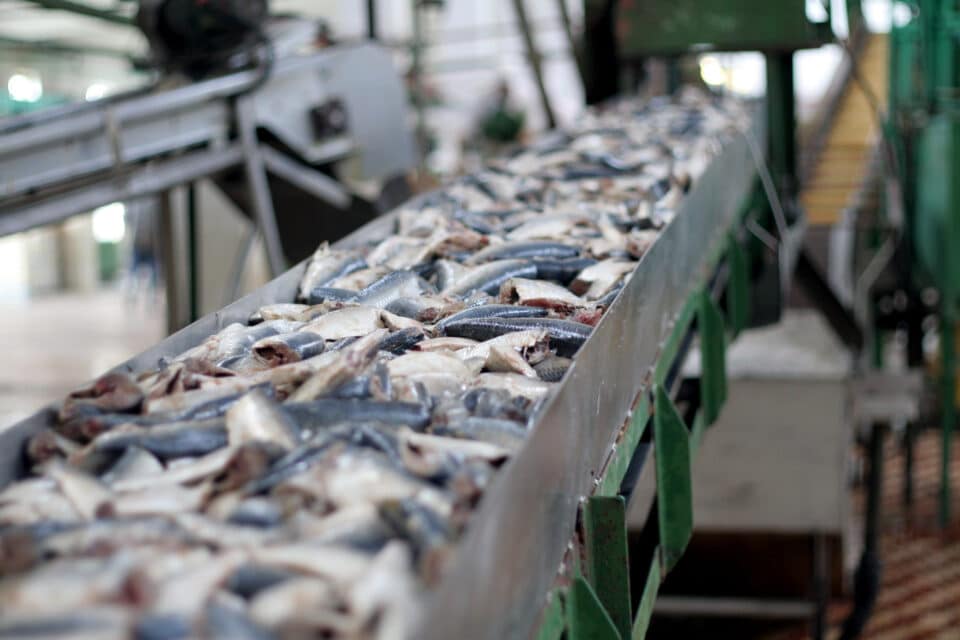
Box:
[654,385,693,572]
[584,496,632,639]
[699,291,728,425]
[764,52,797,200]
[726,233,750,336]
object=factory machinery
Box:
[0,1,944,639]
[0,4,415,326]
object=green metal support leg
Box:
[584,496,632,639]
[653,385,693,573]
[567,576,621,640]
[941,314,955,526]
[699,291,728,426]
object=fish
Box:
[248,303,310,324]
[378,498,451,584]
[355,271,426,309]
[569,259,636,299]
[531,256,598,284]
[376,327,425,354]
[304,286,358,305]
[251,331,325,367]
[466,240,580,265]
[297,245,367,301]
[285,329,386,402]
[506,215,583,241]
[533,354,573,382]
[440,316,592,357]
[431,417,527,452]
[413,337,479,353]
[46,461,112,520]
[25,429,80,465]
[81,418,228,462]
[434,303,547,333]
[299,306,382,341]
[225,564,294,599]
[248,577,353,634]
[454,329,547,365]
[59,372,144,423]
[285,399,431,431]
[499,277,587,311]
[204,592,273,640]
[442,259,539,298]
[99,447,165,485]
[474,372,554,400]
[385,352,476,396]
[431,259,469,292]
[226,389,300,450]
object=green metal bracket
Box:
[653,385,693,573]
[535,589,566,640]
[726,232,750,336]
[698,291,728,426]
[567,576,622,640]
[631,549,662,640]
[584,496,633,639]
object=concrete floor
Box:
[0,288,165,429]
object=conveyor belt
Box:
[0,94,759,640]
[801,34,888,226]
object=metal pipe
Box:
[367,0,377,40]
[511,0,557,129]
[21,0,133,26]
[838,423,884,640]
[186,182,200,323]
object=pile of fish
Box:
[0,91,748,639]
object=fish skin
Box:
[225,564,294,599]
[285,399,431,431]
[46,461,112,520]
[533,354,573,382]
[298,306,382,341]
[531,256,598,284]
[100,447,164,485]
[248,303,310,324]
[499,277,587,311]
[466,240,580,265]
[569,259,636,299]
[442,259,539,298]
[431,417,527,452]
[284,329,386,402]
[413,337,479,353]
[226,389,300,450]
[251,331,325,367]
[297,246,366,301]
[474,372,554,400]
[376,327,425,355]
[59,372,144,423]
[204,594,273,640]
[86,419,228,462]
[435,303,547,333]
[304,286,358,305]
[355,271,425,308]
[440,316,592,357]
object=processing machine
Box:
[0,1,415,327]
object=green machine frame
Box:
[561,2,852,637]
[535,224,753,640]
[887,0,960,526]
